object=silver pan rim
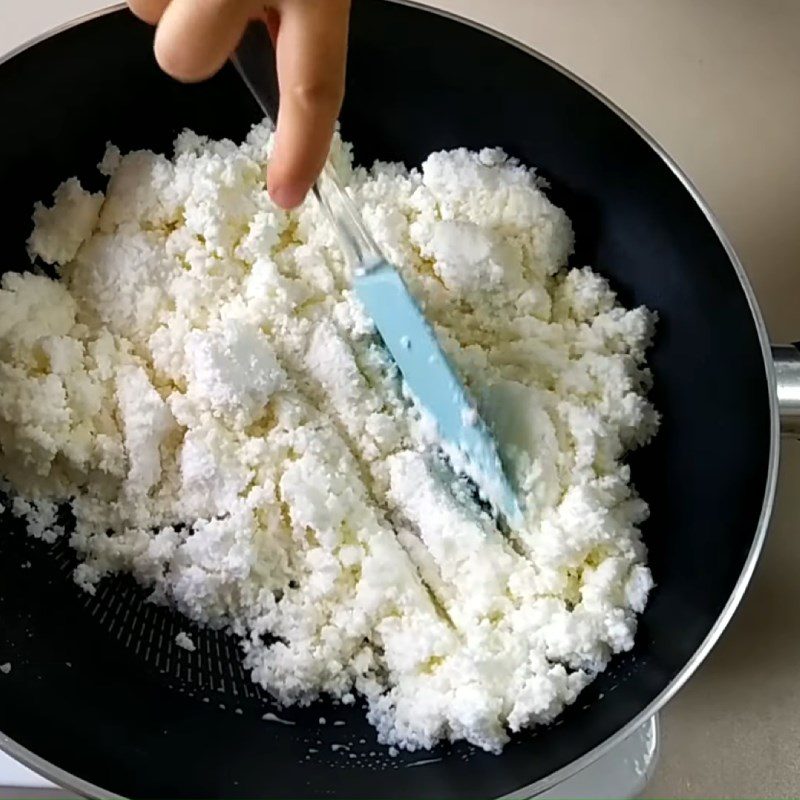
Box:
[0,3,780,798]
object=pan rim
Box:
[0,2,780,798]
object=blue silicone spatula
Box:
[232,23,523,527]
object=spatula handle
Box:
[230,22,280,121]
[312,165,383,268]
[232,21,383,269]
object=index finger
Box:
[268,0,350,209]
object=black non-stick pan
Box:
[0,1,797,798]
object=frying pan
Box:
[0,1,797,797]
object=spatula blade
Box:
[354,259,523,527]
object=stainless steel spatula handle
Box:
[231,21,382,268]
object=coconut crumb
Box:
[175,632,196,652]
[0,123,658,754]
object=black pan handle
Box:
[773,344,800,437]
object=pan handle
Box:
[773,345,800,437]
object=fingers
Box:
[127,0,169,25]
[268,0,350,208]
[153,0,259,82]
[128,0,350,209]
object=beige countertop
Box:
[2,1,799,797]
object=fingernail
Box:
[270,183,307,210]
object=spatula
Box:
[232,22,523,527]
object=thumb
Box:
[153,0,260,82]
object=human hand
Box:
[128,0,351,209]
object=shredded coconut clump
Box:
[175,631,196,652]
[0,122,658,754]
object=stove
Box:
[0,748,70,798]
